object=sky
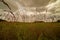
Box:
[0,0,60,22]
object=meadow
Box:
[0,22,60,40]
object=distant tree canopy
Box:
[0,19,7,22]
[57,20,60,22]
[34,21,44,23]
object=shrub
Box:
[57,20,60,22]
[0,19,7,22]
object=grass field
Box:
[0,22,60,40]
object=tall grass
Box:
[0,22,60,40]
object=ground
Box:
[0,22,60,40]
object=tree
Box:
[0,19,7,22]
[0,0,16,21]
[50,15,56,22]
[0,0,16,20]
[0,0,11,10]
[57,20,60,22]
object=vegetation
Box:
[0,22,60,40]
[57,20,60,22]
[34,21,44,23]
[0,19,7,22]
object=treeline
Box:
[0,19,60,22]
